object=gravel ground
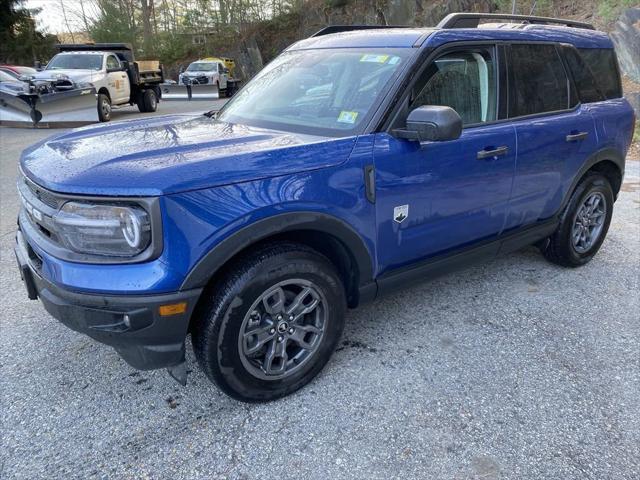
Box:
[1,103,639,479]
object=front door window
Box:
[410,49,497,125]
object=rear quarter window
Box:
[577,48,622,99]
[563,47,604,103]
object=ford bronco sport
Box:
[15,13,635,401]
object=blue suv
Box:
[15,13,636,401]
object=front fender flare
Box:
[180,211,374,292]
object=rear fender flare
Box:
[559,147,624,213]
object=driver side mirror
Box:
[393,105,462,143]
[120,60,129,71]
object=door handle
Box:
[477,146,509,160]
[566,132,588,142]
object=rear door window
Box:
[509,44,572,117]
[577,48,622,99]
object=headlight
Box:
[54,202,151,257]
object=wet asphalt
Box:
[0,102,639,479]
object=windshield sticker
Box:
[337,111,358,124]
[360,54,389,64]
[388,56,401,65]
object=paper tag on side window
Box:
[337,111,358,124]
[360,54,389,63]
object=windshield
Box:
[46,54,103,71]
[187,62,218,72]
[217,48,410,136]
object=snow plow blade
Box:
[160,83,219,100]
[35,88,98,125]
[0,87,97,128]
[0,89,34,123]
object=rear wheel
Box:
[191,243,346,402]
[136,89,157,113]
[97,93,111,122]
[541,172,614,267]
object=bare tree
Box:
[58,0,75,41]
[140,0,153,55]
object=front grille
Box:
[22,175,59,209]
[18,172,66,251]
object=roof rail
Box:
[437,13,595,30]
[311,25,410,37]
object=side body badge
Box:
[394,204,409,223]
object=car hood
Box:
[20,115,357,196]
[0,80,27,93]
[32,69,96,84]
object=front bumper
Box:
[15,230,202,370]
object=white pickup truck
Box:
[178,57,240,97]
[33,43,164,121]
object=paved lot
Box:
[1,103,639,479]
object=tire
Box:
[541,172,614,267]
[191,243,346,402]
[216,81,226,98]
[97,93,111,122]
[135,91,146,112]
[143,89,157,112]
[136,90,157,113]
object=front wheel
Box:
[191,243,346,402]
[216,81,226,98]
[97,93,111,122]
[541,172,614,267]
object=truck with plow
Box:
[0,43,164,126]
[162,57,241,100]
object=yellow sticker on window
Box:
[337,111,358,124]
[360,54,390,64]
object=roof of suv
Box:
[290,23,612,51]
